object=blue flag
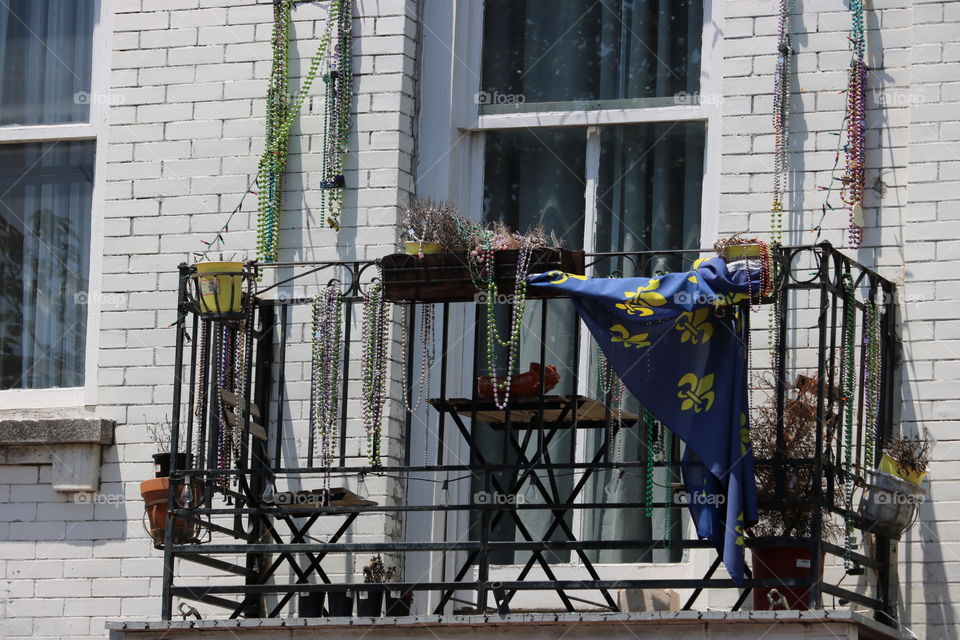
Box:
[528,256,759,584]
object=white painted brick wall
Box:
[721,0,960,636]
[2,0,959,638]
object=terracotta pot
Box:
[478,362,560,399]
[140,477,203,549]
[751,545,825,610]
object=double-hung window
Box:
[0,0,108,405]
[446,0,723,575]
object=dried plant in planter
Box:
[713,233,764,257]
[398,198,466,248]
[883,430,931,478]
[362,555,395,584]
[749,372,845,540]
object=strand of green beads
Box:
[663,428,673,550]
[841,274,857,569]
[644,409,655,518]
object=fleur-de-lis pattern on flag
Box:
[528,256,760,584]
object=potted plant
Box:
[140,420,203,549]
[188,259,255,319]
[356,555,391,616]
[748,373,844,610]
[399,198,466,257]
[857,430,931,539]
[325,586,354,617]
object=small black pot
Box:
[356,590,383,616]
[153,452,192,478]
[385,593,411,616]
[298,592,325,617]
[326,590,354,616]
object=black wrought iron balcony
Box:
[153,244,901,627]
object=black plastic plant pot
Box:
[152,453,192,478]
[385,593,411,616]
[356,590,383,617]
[299,592,325,617]
[326,590,354,616]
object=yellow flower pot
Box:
[195,261,245,315]
[878,452,926,486]
[404,241,445,256]
[721,243,764,260]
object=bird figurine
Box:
[478,362,560,399]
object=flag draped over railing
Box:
[528,256,760,584]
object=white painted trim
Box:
[0,0,111,408]
[473,106,706,131]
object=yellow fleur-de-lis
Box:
[739,412,751,456]
[676,308,713,344]
[547,271,588,285]
[677,372,715,413]
[692,257,707,269]
[735,512,745,546]
[615,279,667,317]
[609,324,651,349]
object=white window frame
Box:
[0,0,111,409]
[414,0,725,613]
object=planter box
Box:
[381,249,585,303]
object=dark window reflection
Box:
[482,0,702,108]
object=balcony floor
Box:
[107,610,903,640]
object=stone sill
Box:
[0,408,115,492]
[106,610,903,640]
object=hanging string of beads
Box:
[840,274,858,569]
[643,408,657,519]
[662,428,673,550]
[215,323,234,487]
[257,0,292,264]
[400,303,435,414]
[597,344,624,463]
[841,0,867,248]
[473,234,536,410]
[361,280,390,467]
[863,293,882,470]
[256,0,352,262]
[320,0,353,230]
[311,284,344,490]
[771,0,791,248]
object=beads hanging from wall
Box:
[770,0,791,377]
[311,284,344,490]
[321,0,353,230]
[257,0,354,262]
[361,280,390,467]
[840,274,858,568]
[863,293,883,471]
[841,0,867,248]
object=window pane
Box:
[0,0,95,126]
[473,128,586,564]
[0,140,94,389]
[595,121,705,275]
[482,0,702,109]
[583,121,705,562]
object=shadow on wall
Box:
[914,476,959,640]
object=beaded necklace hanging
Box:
[596,345,624,463]
[256,0,353,262]
[662,428,674,550]
[840,274,857,568]
[643,409,658,519]
[361,281,390,467]
[841,0,867,248]
[320,0,353,230]
[771,0,790,248]
[400,303,435,414]
[215,323,234,487]
[311,285,344,490]
[863,295,882,470]
[470,235,535,410]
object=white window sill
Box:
[0,408,115,492]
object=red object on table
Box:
[478,362,560,399]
